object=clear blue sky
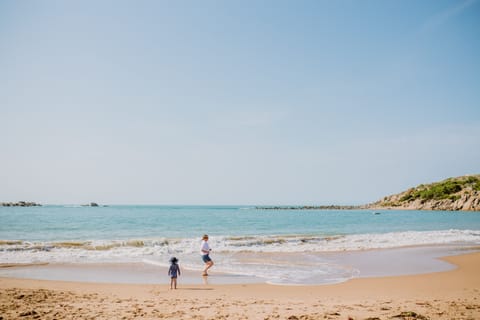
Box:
[1,0,479,205]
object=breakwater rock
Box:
[256,205,360,210]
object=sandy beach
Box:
[1,252,479,320]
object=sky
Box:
[1,0,479,205]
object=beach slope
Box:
[1,252,479,319]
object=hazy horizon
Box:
[2,1,479,205]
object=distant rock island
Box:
[258,174,480,212]
[365,174,480,211]
[1,201,41,207]
[0,202,105,207]
[82,202,100,207]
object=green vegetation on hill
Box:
[400,176,479,202]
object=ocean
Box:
[1,205,480,285]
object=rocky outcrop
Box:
[365,175,480,211]
[1,201,41,207]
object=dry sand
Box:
[1,252,479,319]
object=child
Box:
[200,234,214,276]
[168,257,181,289]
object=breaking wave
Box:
[1,229,479,264]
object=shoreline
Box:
[1,252,479,319]
[0,245,474,286]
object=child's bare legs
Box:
[203,260,214,275]
[170,278,177,289]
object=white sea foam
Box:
[1,229,479,265]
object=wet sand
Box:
[1,252,480,319]
[0,245,468,286]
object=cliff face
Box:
[366,175,480,211]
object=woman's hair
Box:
[170,257,178,264]
[202,234,209,240]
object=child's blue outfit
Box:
[169,264,180,278]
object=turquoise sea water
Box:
[1,205,480,284]
[2,205,480,241]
